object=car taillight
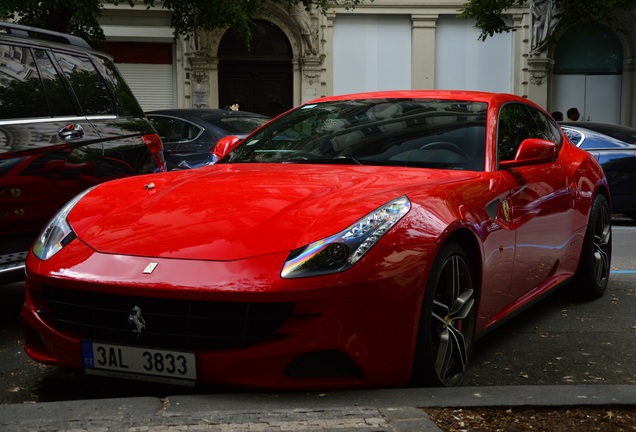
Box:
[142,133,167,172]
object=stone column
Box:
[186,54,213,108]
[411,14,437,90]
[300,56,325,103]
[622,57,635,126]
[512,12,529,98]
[323,12,336,97]
[526,56,551,108]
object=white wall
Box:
[333,15,412,95]
[435,16,512,93]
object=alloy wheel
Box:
[430,254,475,386]
[593,202,611,286]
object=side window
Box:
[0,44,50,119]
[562,128,583,146]
[528,107,562,146]
[497,103,561,162]
[148,116,198,143]
[497,103,534,161]
[54,52,114,115]
[32,49,77,116]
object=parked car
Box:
[0,22,165,285]
[23,91,611,390]
[560,121,636,144]
[146,109,270,170]
[561,123,636,220]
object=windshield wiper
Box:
[334,155,363,165]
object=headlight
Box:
[32,187,94,260]
[281,196,411,278]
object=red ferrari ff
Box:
[22,91,612,390]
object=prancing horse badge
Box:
[128,306,146,336]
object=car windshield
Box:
[220,99,487,171]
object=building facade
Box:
[99,0,636,126]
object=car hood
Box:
[70,164,478,260]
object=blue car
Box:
[561,122,636,220]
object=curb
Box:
[0,385,634,432]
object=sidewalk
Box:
[1,385,634,431]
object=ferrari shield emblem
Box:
[501,200,510,222]
[14,208,25,216]
[10,188,21,198]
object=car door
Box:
[52,50,160,178]
[496,103,577,302]
[0,43,103,251]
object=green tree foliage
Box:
[0,0,366,45]
[460,0,636,41]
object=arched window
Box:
[554,22,623,74]
[219,20,292,60]
[218,20,293,117]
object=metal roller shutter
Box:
[116,63,174,111]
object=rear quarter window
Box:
[91,55,144,117]
[53,51,114,116]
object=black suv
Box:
[0,22,166,284]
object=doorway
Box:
[551,22,623,123]
[218,20,293,117]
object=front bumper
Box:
[22,238,434,389]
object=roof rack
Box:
[0,21,92,50]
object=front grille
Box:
[38,286,296,350]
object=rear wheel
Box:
[576,194,611,299]
[411,242,476,387]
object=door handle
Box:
[58,124,85,140]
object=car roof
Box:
[0,22,116,63]
[309,90,527,105]
[560,121,636,132]
[146,108,269,119]
[0,21,91,49]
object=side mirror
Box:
[212,135,241,163]
[500,138,558,169]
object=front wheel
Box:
[575,194,612,299]
[411,242,476,387]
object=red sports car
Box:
[22,91,612,390]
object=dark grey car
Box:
[147,109,270,170]
[0,22,166,284]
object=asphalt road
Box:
[1,216,635,405]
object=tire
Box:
[411,242,476,387]
[576,194,612,299]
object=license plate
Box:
[81,341,196,383]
